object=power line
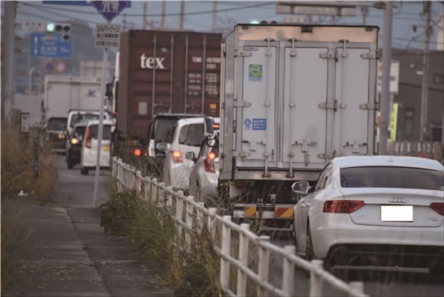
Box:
[21,2,274,17]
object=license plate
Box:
[381,205,413,222]
[103,145,110,152]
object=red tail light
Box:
[323,200,365,213]
[85,126,91,149]
[204,150,217,173]
[134,148,142,157]
[172,151,183,163]
[430,203,444,216]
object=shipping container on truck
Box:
[43,76,104,153]
[218,24,379,231]
[113,29,222,162]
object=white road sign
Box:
[377,60,400,95]
[95,23,121,48]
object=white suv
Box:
[80,120,113,175]
[159,117,219,192]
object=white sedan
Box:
[291,156,444,275]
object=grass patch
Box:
[100,180,223,297]
[1,118,59,293]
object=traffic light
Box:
[46,22,71,41]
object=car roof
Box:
[154,113,205,119]
[332,156,444,171]
[177,117,220,126]
[86,120,113,126]
[73,122,88,127]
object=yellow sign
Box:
[389,103,398,142]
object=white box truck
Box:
[218,24,379,230]
[43,76,104,153]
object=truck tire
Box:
[80,167,89,175]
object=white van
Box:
[80,120,113,175]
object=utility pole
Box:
[1,1,17,123]
[379,1,393,155]
[123,13,127,31]
[142,3,147,30]
[212,0,217,32]
[420,1,432,142]
[180,0,185,30]
[162,0,167,29]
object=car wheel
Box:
[67,160,74,169]
[80,167,89,175]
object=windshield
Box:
[72,126,86,138]
[154,118,179,143]
[47,118,67,130]
[89,125,112,140]
[340,166,444,190]
[70,114,101,128]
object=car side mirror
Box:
[156,142,169,152]
[291,181,310,194]
[204,117,214,137]
[186,152,196,162]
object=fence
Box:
[390,141,443,163]
[112,157,368,297]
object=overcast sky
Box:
[8,1,444,50]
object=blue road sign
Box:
[91,1,129,23]
[42,1,131,7]
[30,33,72,58]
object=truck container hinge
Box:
[361,51,378,59]
[319,52,335,59]
[317,152,336,160]
[343,141,368,154]
[233,101,251,108]
[359,102,379,110]
[235,51,253,57]
[318,100,337,111]
[293,140,317,152]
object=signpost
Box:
[30,33,72,58]
[91,1,125,207]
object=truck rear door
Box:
[237,42,277,168]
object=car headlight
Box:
[58,133,66,139]
[71,138,79,145]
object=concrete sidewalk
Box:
[3,198,172,297]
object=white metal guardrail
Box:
[112,157,368,297]
[390,141,442,162]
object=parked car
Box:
[80,120,113,175]
[188,132,220,206]
[159,117,219,192]
[291,156,444,274]
[66,122,88,169]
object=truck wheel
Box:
[80,167,89,175]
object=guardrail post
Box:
[220,215,232,292]
[152,178,158,201]
[158,182,165,207]
[112,156,117,176]
[349,282,365,297]
[166,186,173,209]
[257,235,271,297]
[175,191,184,240]
[135,170,142,198]
[196,202,205,233]
[185,196,194,248]
[208,208,217,240]
[282,245,296,297]
[236,223,250,297]
[309,259,324,297]
[143,177,151,201]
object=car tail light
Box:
[430,203,444,216]
[85,127,91,149]
[323,200,365,213]
[134,148,142,157]
[172,151,183,163]
[204,150,217,173]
